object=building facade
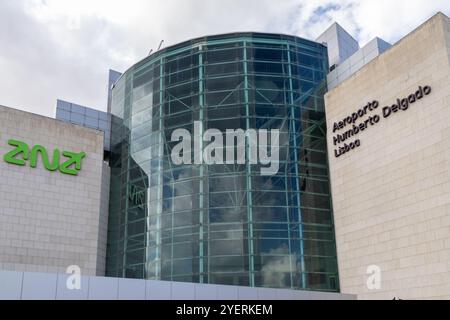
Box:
[316,21,391,90]
[325,12,450,299]
[1,11,450,300]
[56,99,112,152]
[106,32,340,292]
[316,22,360,70]
[0,105,108,276]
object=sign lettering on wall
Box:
[332,85,432,158]
[3,139,86,176]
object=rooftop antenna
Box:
[158,40,164,51]
[148,49,153,56]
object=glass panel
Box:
[107,32,338,292]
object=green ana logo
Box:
[3,139,86,176]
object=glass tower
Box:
[107,32,339,291]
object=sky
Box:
[0,0,449,117]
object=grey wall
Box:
[0,270,356,300]
[56,99,111,151]
[327,37,391,90]
[316,22,359,68]
[316,22,391,90]
[0,105,106,276]
[107,69,122,114]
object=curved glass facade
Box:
[107,32,339,291]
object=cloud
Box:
[261,246,297,287]
[0,1,125,116]
[0,1,449,116]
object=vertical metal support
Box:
[122,172,129,277]
[243,42,255,287]
[145,188,150,278]
[198,46,205,283]
[285,46,294,288]
[122,72,133,278]
[155,59,164,279]
[287,45,306,289]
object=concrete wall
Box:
[0,105,107,276]
[0,270,355,300]
[325,13,450,299]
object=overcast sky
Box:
[1,0,449,117]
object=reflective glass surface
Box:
[106,33,339,291]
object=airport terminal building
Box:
[326,13,450,300]
[0,12,449,300]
